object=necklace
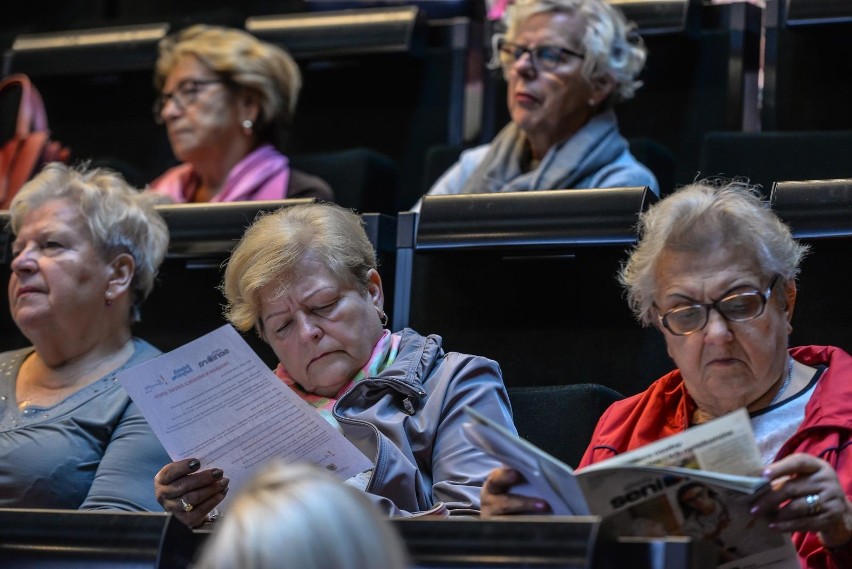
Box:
[769,355,795,406]
[16,341,133,411]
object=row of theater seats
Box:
[0,506,711,568]
[0,180,846,568]
[3,0,852,206]
[2,179,849,450]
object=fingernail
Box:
[221,486,230,496]
[750,506,758,515]
[534,501,550,513]
[762,468,771,478]
[211,469,224,480]
[188,459,200,472]
[219,478,230,489]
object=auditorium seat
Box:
[614,0,762,187]
[763,0,852,131]
[699,131,852,195]
[770,179,852,355]
[393,188,671,397]
[290,147,400,214]
[508,383,623,468]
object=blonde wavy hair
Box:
[155,24,301,147]
[223,203,377,336]
[10,162,169,323]
[194,461,410,569]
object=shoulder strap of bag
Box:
[0,74,53,208]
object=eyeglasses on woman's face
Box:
[153,78,226,124]
[496,37,585,73]
[656,275,782,337]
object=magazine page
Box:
[117,324,373,510]
[580,408,762,476]
[575,410,798,569]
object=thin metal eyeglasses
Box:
[152,78,226,124]
[656,275,781,336]
[496,37,585,72]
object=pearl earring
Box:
[242,119,253,134]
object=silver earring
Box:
[587,98,596,107]
[242,119,253,134]
[380,310,388,328]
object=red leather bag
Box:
[0,74,70,209]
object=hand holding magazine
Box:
[463,407,799,569]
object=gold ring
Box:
[805,493,821,516]
[180,497,194,513]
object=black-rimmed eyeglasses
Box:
[153,78,226,124]
[656,275,782,336]
[496,37,585,72]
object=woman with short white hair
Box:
[417,0,657,207]
[0,162,170,510]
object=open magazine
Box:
[462,406,799,569]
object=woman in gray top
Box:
[0,163,170,510]
[154,203,515,526]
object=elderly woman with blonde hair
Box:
[417,0,657,208]
[194,461,410,569]
[482,180,852,568]
[0,162,170,510]
[155,202,515,526]
[149,24,333,203]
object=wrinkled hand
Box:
[751,453,852,548]
[154,458,229,528]
[480,467,552,517]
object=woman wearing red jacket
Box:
[482,180,852,569]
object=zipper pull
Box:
[402,396,415,415]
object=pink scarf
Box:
[149,144,291,202]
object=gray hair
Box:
[155,24,302,148]
[223,203,377,335]
[497,0,646,104]
[620,180,808,326]
[9,162,169,323]
[193,461,410,569]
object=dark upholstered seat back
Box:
[507,383,623,469]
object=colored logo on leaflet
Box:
[171,364,193,381]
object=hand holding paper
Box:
[118,325,372,516]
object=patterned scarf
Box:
[274,330,401,430]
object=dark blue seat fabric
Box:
[507,383,624,469]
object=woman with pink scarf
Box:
[149,25,333,203]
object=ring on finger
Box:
[805,493,822,516]
[180,497,194,513]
